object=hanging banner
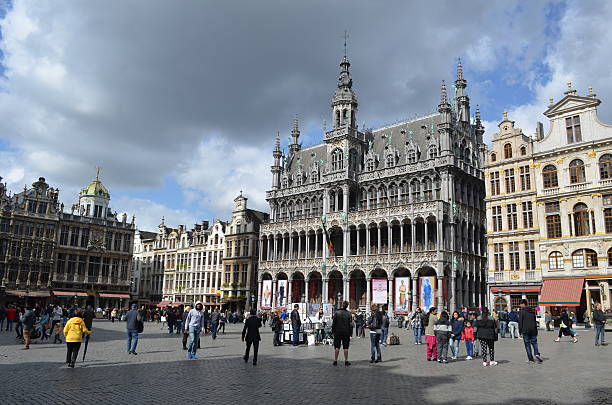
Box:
[277,280,288,308]
[419,276,436,311]
[261,279,272,309]
[394,277,410,313]
[372,278,387,304]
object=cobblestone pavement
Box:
[0,320,610,405]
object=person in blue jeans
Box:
[498,310,508,338]
[410,308,424,344]
[184,301,205,359]
[368,304,383,363]
[125,304,141,355]
[592,303,608,346]
[518,300,543,363]
[290,304,301,346]
[449,311,464,360]
[380,312,390,346]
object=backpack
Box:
[388,333,400,345]
[368,313,381,329]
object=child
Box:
[53,321,63,344]
[462,321,475,360]
[434,311,451,364]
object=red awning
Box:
[53,291,88,297]
[490,287,541,293]
[99,293,130,299]
[540,279,584,306]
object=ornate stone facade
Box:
[259,56,486,314]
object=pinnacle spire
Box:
[457,58,463,81]
[440,80,448,105]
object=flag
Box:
[321,215,334,256]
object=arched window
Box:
[311,170,319,183]
[366,158,375,172]
[546,214,561,239]
[504,143,512,159]
[349,149,358,171]
[494,297,507,312]
[542,165,558,188]
[368,187,376,208]
[331,149,344,171]
[411,180,421,202]
[329,191,336,212]
[407,149,417,164]
[399,182,409,203]
[608,248,612,266]
[422,177,433,200]
[490,153,497,162]
[295,199,302,217]
[378,186,387,207]
[572,249,598,268]
[304,199,311,217]
[359,187,367,209]
[428,146,438,159]
[548,251,563,270]
[599,154,612,179]
[520,146,527,156]
[573,203,590,236]
[295,174,303,186]
[386,153,395,168]
[434,176,441,199]
[605,206,612,234]
[569,159,586,184]
[389,183,398,205]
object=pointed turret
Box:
[455,59,470,123]
[289,114,300,154]
[437,80,453,155]
[331,54,358,130]
[438,80,452,122]
[475,105,484,143]
[271,135,282,190]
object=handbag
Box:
[136,319,144,333]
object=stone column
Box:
[272,280,277,310]
[297,234,302,260]
[388,278,394,318]
[306,233,310,259]
[356,227,360,255]
[366,277,371,309]
[450,272,456,313]
[259,237,264,262]
[289,235,293,260]
[322,228,328,261]
[344,227,349,258]
[287,278,293,306]
[388,225,392,253]
[304,277,309,303]
[437,220,443,250]
[437,276,444,312]
[343,187,349,213]
[323,277,329,304]
[412,221,417,251]
[366,227,370,255]
[343,277,348,304]
[411,276,419,312]
[377,225,381,254]
[257,280,262,310]
[400,223,404,253]
[315,231,319,258]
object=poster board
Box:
[277,280,288,309]
[323,303,334,318]
[394,277,410,313]
[372,278,387,304]
[419,276,436,311]
[261,279,272,309]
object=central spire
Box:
[331,35,358,130]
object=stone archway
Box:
[348,269,366,309]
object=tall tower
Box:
[438,80,453,155]
[455,59,470,124]
[78,169,110,218]
[331,55,358,130]
[271,135,282,190]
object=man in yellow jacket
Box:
[64,309,91,368]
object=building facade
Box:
[259,55,487,315]
[223,193,268,312]
[0,175,135,308]
[158,219,225,308]
[486,83,612,319]
[484,113,541,311]
[131,229,159,304]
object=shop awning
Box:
[99,293,130,299]
[156,301,184,307]
[491,287,541,293]
[540,279,584,306]
[53,291,88,297]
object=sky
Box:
[0,0,611,231]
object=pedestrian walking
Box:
[554,308,578,343]
[508,308,520,339]
[82,305,94,352]
[15,306,24,340]
[518,299,543,363]
[331,301,352,366]
[210,307,221,339]
[53,321,63,344]
[367,304,383,363]
[219,313,226,334]
[462,320,475,360]
[410,308,424,344]
[111,308,117,323]
[63,309,91,368]
[52,304,63,329]
[424,307,438,361]
[184,302,205,359]
[592,303,608,346]
[242,309,261,365]
[355,310,365,338]
[449,311,464,360]
[435,311,451,363]
[21,305,36,350]
[380,311,390,346]
[181,306,191,350]
[545,311,552,331]
[475,308,498,367]
[126,304,142,355]
[167,308,176,334]
[290,304,302,346]
[469,312,479,358]
[6,304,17,332]
[497,309,508,338]
[0,304,7,331]
[175,306,184,334]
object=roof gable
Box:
[543,94,600,118]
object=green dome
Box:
[80,179,110,199]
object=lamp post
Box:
[337,291,342,310]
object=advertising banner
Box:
[261,279,272,309]
[372,278,387,304]
[394,277,410,313]
[277,280,288,308]
[419,276,436,311]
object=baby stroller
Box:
[322,323,334,346]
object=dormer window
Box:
[520,146,527,156]
[366,159,375,172]
[311,170,319,183]
[490,153,497,162]
[295,174,303,186]
[407,150,417,164]
[386,154,395,168]
[331,149,344,171]
[566,115,582,143]
[282,177,289,188]
[428,146,438,159]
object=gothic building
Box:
[258,55,487,314]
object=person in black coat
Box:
[242,309,262,365]
[331,301,352,366]
[555,308,577,343]
[518,299,543,363]
[475,308,498,366]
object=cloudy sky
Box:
[0,0,610,230]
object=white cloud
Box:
[113,196,197,232]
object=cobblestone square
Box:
[0,320,610,404]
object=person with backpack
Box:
[367,304,383,363]
[380,311,390,346]
[126,304,142,355]
[508,308,520,339]
[410,307,424,344]
[21,305,36,350]
[434,311,452,363]
[424,307,438,361]
[355,310,365,338]
[271,311,283,346]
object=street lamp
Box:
[337,291,342,310]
